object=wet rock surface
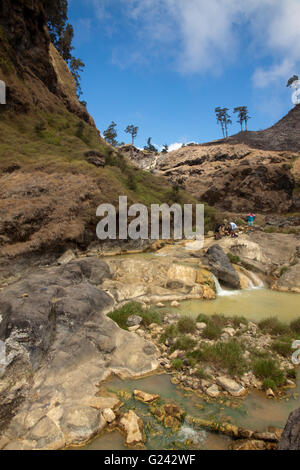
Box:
[204,245,240,288]
[279,407,300,450]
[0,257,160,449]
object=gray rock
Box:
[0,257,159,448]
[216,376,246,397]
[60,406,105,445]
[205,245,240,289]
[126,315,143,327]
[206,384,220,398]
[25,416,65,450]
[279,408,300,450]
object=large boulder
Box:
[272,262,300,293]
[0,257,160,449]
[279,408,300,450]
[205,245,240,289]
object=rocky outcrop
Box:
[279,408,300,450]
[119,410,146,446]
[157,142,299,212]
[272,262,300,294]
[0,257,160,449]
[118,145,159,171]
[0,0,93,124]
[102,257,216,304]
[204,245,240,288]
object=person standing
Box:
[247,213,255,227]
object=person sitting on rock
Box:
[229,221,238,237]
[214,223,224,240]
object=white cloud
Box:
[253,59,296,88]
[168,142,183,152]
[89,0,300,86]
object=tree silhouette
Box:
[125,125,138,146]
[234,106,251,132]
[144,137,158,153]
[215,107,231,138]
[103,122,118,147]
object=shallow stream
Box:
[80,287,300,450]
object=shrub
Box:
[272,338,292,358]
[253,358,285,387]
[127,172,137,191]
[203,322,222,340]
[286,368,297,380]
[280,266,288,277]
[258,317,290,336]
[159,324,178,344]
[231,316,248,328]
[177,316,196,334]
[290,317,300,335]
[141,309,163,326]
[172,359,183,370]
[35,120,47,133]
[227,253,240,264]
[172,335,197,352]
[196,313,209,324]
[200,341,246,376]
[75,121,85,139]
[263,378,277,391]
[210,314,228,328]
[194,367,211,380]
[108,302,162,330]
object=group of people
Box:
[214,213,255,240]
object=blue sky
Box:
[68,0,300,150]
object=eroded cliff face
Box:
[0,0,94,124]
[158,143,299,213]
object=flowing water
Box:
[171,288,300,324]
[80,371,299,451]
[79,286,300,450]
[79,252,300,450]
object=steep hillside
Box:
[158,107,300,213]
[0,0,197,260]
[202,104,300,153]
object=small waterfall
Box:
[247,271,264,289]
[211,271,264,297]
[211,274,240,297]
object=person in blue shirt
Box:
[247,213,255,227]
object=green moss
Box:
[280,266,288,277]
[227,252,240,264]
